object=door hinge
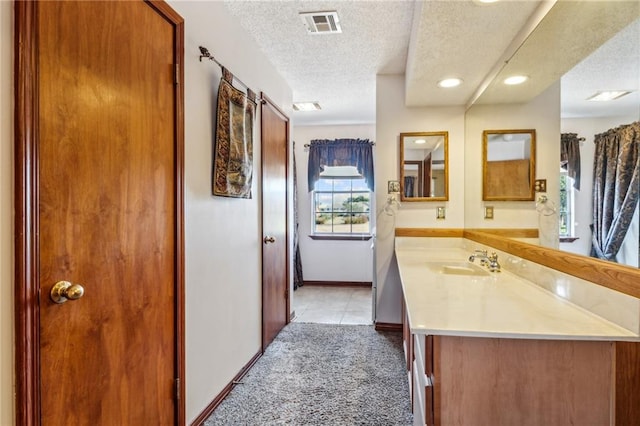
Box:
[285,287,289,300]
[174,64,180,85]
[175,378,180,400]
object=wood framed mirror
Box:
[482,129,536,201]
[400,131,449,202]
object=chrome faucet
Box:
[469,250,501,272]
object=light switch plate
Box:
[485,206,494,219]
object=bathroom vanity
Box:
[395,236,640,426]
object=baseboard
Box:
[302,280,372,288]
[290,310,296,322]
[190,350,262,425]
[375,322,402,332]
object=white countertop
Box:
[395,244,639,341]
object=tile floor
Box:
[292,285,373,325]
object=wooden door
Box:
[423,152,432,197]
[260,95,290,350]
[15,1,185,424]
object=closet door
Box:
[261,95,290,350]
[15,1,185,424]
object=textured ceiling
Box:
[405,0,541,107]
[224,0,415,125]
[477,1,639,106]
[561,18,640,119]
[223,0,640,126]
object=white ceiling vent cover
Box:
[299,11,342,34]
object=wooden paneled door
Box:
[260,95,290,351]
[15,1,185,424]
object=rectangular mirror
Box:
[400,131,449,201]
[483,129,536,201]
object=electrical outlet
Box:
[436,206,446,219]
[534,179,547,192]
[484,206,494,220]
[387,180,400,194]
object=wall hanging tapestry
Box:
[212,67,257,198]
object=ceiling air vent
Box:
[299,11,342,35]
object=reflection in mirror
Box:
[400,132,448,201]
[558,19,639,268]
[466,5,638,267]
[483,129,536,201]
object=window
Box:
[312,178,371,235]
[559,169,575,238]
[306,138,374,238]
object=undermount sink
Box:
[426,261,490,277]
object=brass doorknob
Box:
[50,281,85,304]
[263,236,276,244]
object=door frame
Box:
[260,94,291,351]
[13,2,185,424]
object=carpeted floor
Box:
[205,323,413,426]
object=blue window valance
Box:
[307,139,374,192]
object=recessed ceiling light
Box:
[437,78,463,88]
[586,91,632,101]
[415,139,427,144]
[504,75,528,85]
[293,102,322,111]
[474,0,500,3]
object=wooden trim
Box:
[375,322,402,332]
[302,281,372,288]
[396,228,537,238]
[189,351,263,426]
[146,0,184,23]
[466,228,539,238]
[614,342,640,423]
[259,93,288,120]
[14,2,41,425]
[147,2,188,424]
[464,230,640,299]
[395,228,464,238]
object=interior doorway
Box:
[293,285,372,325]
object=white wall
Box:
[1,2,14,424]
[292,125,375,283]
[167,1,292,422]
[560,115,638,259]
[375,74,466,324]
[464,82,561,242]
